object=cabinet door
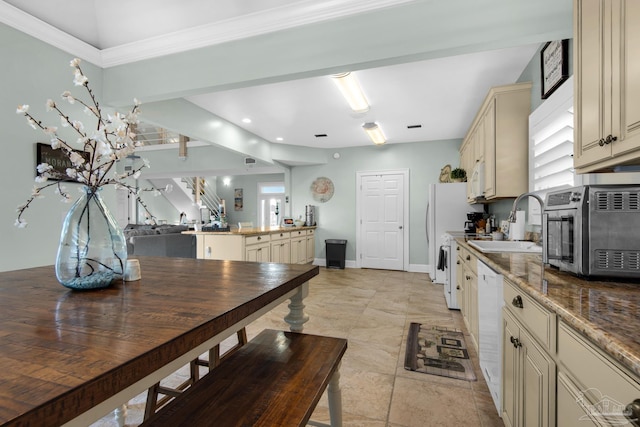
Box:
[306,235,315,263]
[614,0,640,157]
[574,0,611,169]
[575,0,640,171]
[502,309,520,427]
[557,372,601,427]
[246,243,270,262]
[456,254,465,316]
[271,240,291,263]
[520,328,556,427]
[290,237,307,264]
[467,268,479,351]
[483,100,496,198]
[460,142,474,202]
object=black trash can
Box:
[325,239,347,269]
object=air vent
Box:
[595,250,640,271]
[407,124,422,129]
[314,134,328,138]
[244,157,256,166]
[595,191,640,211]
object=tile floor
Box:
[93,267,504,427]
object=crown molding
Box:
[1,0,416,68]
[0,1,101,65]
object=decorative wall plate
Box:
[311,177,334,203]
[439,164,452,183]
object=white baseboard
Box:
[408,264,429,273]
[314,259,428,272]
[313,258,357,269]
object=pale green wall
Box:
[215,174,285,226]
[136,178,182,224]
[0,23,105,271]
[289,139,462,265]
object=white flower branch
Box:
[14,58,153,228]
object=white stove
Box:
[439,232,465,310]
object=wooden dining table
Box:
[0,256,318,427]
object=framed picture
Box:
[540,39,569,99]
[36,143,89,181]
[234,188,243,211]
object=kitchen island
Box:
[457,238,640,426]
[187,226,316,264]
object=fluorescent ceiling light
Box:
[362,122,386,145]
[331,72,370,113]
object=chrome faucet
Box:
[508,192,545,223]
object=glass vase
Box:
[55,187,127,290]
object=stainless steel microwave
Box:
[543,185,640,279]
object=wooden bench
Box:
[140,329,347,427]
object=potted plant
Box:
[450,168,467,182]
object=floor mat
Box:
[404,322,477,381]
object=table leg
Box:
[284,281,309,332]
[328,364,343,427]
[113,404,126,427]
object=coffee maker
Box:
[464,212,484,234]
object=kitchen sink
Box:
[468,240,542,254]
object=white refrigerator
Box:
[426,182,482,283]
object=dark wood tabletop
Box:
[0,256,318,427]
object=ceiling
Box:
[1,0,559,150]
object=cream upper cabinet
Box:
[461,82,531,202]
[574,0,640,172]
[460,140,475,202]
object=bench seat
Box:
[140,329,347,427]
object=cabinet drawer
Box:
[459,245,477,275]
[246,234,270,245]
[291,229,308,237]
[558,321,640,412]
[271,231,290,241]
[503,279,555,352]
[306,228,314,236]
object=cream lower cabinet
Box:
[245,234,270,262]
[574,0,640,173]
[556,321,640,426]
[457,245,478,351]
[502,308,556,427]
[455,252,465,316]
[196,229,314,264]
[290,229,308,264]
[306,229,315,263]
[270,231,291,264]
[502,279,556,427]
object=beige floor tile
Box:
[388,376,482,426]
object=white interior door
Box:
[357,171,407,271]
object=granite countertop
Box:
[456,238,640,378]
[185,226,316,236]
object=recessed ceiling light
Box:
[276,137,284,141]
[242,118,252,124]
